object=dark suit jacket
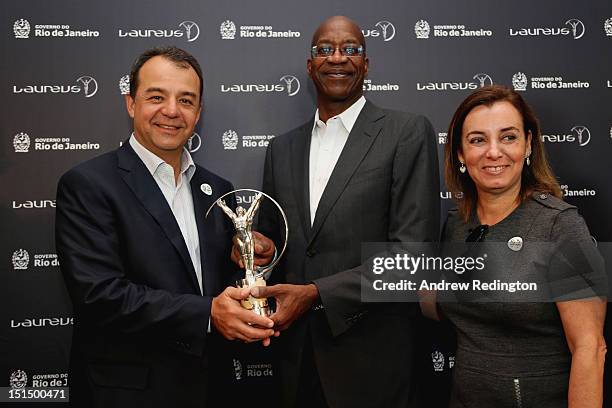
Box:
[259,101,440,407]
[55,142,237,408]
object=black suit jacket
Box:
[259,101,440,407]
[55,142,237,408]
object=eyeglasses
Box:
[311,44,364,58]
[465,224,489,243]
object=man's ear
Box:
[125,94,135,119]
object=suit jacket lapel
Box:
[290,120,314,241]
[116,143,201,294]
[190,170,218,296]
[308,102,385,247]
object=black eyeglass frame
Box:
[310,44,365,58]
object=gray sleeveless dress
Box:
[439,193,601,408]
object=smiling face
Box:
[458,101,532,198]
[307,17,368,110]
[125,55,201,161]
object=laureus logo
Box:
[604,18,612,36]
[11,317,74,328]
[473,73,493,88]
[415,20,430,39]
[119,74,130,95]
[187,132,201,153]
[431,351,445,372]
[13,132,31,153]
[279,75,300,96]
[13,19,30,38]
[417,72,493,92]
[13,75,98,97]
[512,72,528,91]
[222,130,239,150]
[12,249,30,270]
[375,20,396,41]
[118,21,199,42]
[10,370,28,389]
[221,75,300,96]
[571,125,591,146]
[76,76,98,97]
[363,20,396,41]
[510,18,585,39]
[233,359,243,380]
[179,21,200,42]
[565,19,585,40]
[220,20,236,40]
[12,200,56,209]
[542,125,591,146]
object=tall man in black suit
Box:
[56,46,275,408]
[247,16,440,407]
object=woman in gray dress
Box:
[438,85,606,407]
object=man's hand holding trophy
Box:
[207,189,290,345]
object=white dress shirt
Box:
[129,135,203,295]
[309,96,366,225]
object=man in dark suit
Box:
[55,46,275,408]
[247,16,440,407]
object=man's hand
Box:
[231,231,275,268]
[250,284,319,331]
[211,286,276,346]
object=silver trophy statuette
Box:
[206,189,288,317]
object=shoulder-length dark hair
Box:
[444,85,562,222]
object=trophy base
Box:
[236,276,272,317]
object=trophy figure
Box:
[207,189,288,317]
[216,193,261,280]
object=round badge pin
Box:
[200,183,213,196]
[507,236,523,252]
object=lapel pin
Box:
[200,183,213,196]
[507,236,523,252]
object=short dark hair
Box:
[444,85,562,221]
[129,46,203,104]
